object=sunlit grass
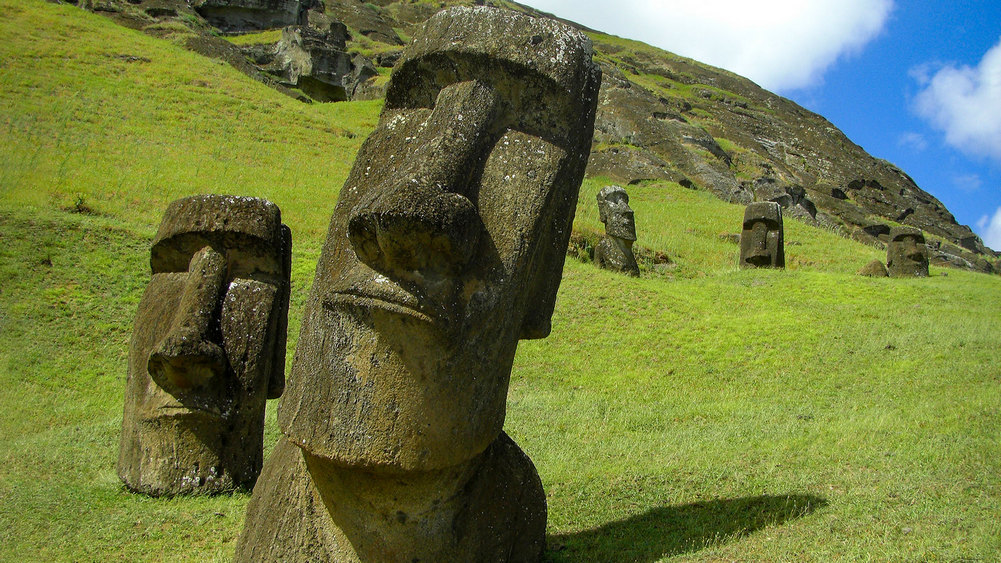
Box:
[0,0,381,244]
[1,2,999,561]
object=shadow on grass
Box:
[547,494,827,562]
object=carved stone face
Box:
[279,7,601,473]
[597,185,636,241]
[887,226,929,277]
[119,195,291,495]
[740,201,785,269]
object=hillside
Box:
[58,0,1001,274]
[1,1,999,562]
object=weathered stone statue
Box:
[119,195,291,496]
[594,185,640,276]
[739,201,785,268]
[235,7,600,562]
[887,226,929,277]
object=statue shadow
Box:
[546,494,827,562]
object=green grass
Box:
[1,2,999,561]
[223,29,283,46]
[0,0,381,244]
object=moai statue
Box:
[594,185,640,276]
[235,7,600,562]
[739,201,785,269]
[887,226,929,277]
[119,195,291,496]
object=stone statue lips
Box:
[323,280,436,327]
[153,402,226,422]
[318,248,456,324]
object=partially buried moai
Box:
[886,226,929,277]
[594,185,640,276]
[739,201,785,268]
[119,195,291,496]
[235,7,600,562]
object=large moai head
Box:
[597,185,637,241]
[887,226,929,277]
[279,6,601,473]
[119,195,291,495]
[740,201,785,269]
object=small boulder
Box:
[857,259,888,277]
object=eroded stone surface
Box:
[594,185,639,276]
[270,21,355,101]
[118,195,291,496]
[887,226,929,278]
[192,0,313,32]
[739,201,785,269]
[235,7,600,561]
[857,259,888,277]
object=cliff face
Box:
[580,38,998,272]
[70,0,999,273]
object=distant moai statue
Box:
[119,195,291,496]
[886,226,929,277]
[234,7,600,562]
[739,201,785,268]
[594,185,640,276]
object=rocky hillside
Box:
[64,0,1000,273]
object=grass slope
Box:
[1,2,999,561]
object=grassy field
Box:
[1,2,999,561]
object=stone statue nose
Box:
[751,222,769,252]
[347,79,499,278]
[348,185,481,277]
[148,246,228,390]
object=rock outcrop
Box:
[191,0,316,33]
[266,15,377,101]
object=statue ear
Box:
[267,224,292,399]
[519,175,578,341]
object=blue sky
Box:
[521,1,1001,251]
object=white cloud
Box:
[897,132,928,152]
[521,0,894,92]
[913,38,1001,163]
[952,174,982,193]
[976,207,1001,251]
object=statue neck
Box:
[303,448,485,560]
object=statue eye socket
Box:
[150,237,281,282]
[225,249,283,283]
[150,245,202,274]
